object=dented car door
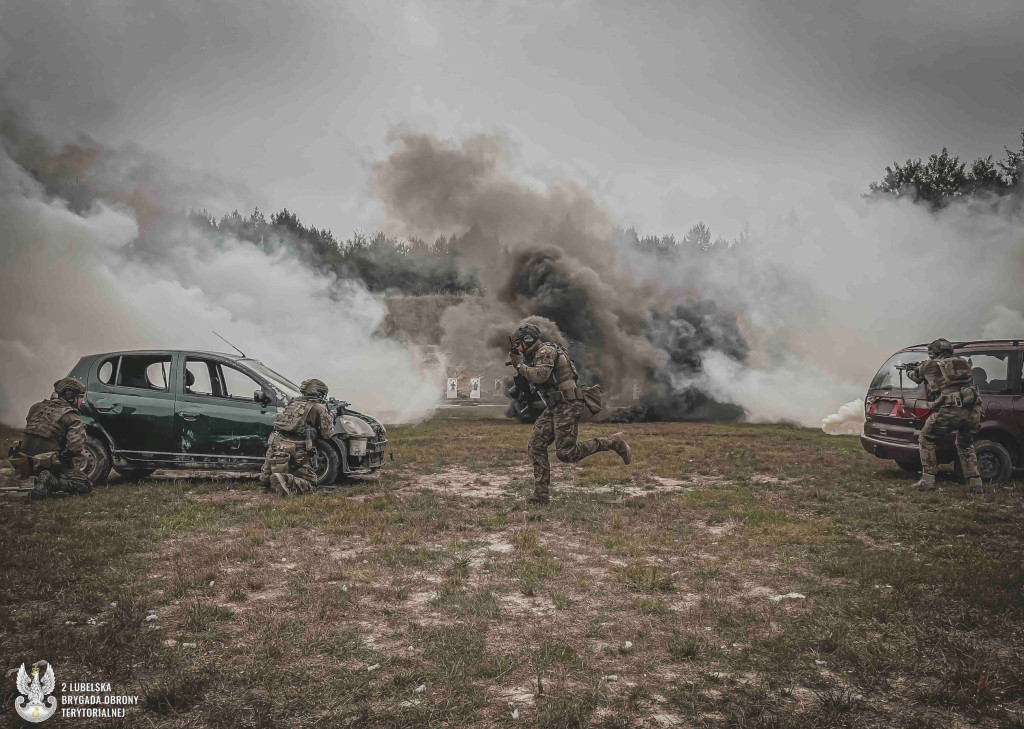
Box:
[174,356,276,463]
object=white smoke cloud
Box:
[0,141,441,425]
[821,399,866,436]
[617,191,1024,427]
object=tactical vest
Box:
[920,356,979,406]
[24,399,75,440]
[535,343,582,403]
[274,398,316,436]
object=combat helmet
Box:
[513,323,542,348]
[53,377,86,404]
[300,378,329,400]
[927,338,954,359]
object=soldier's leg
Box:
[957,405,983,491]
[259,433,282,492]
[914,411,945,490]
[553,402,631,465]
[287,447,317,494]
[527,411,556,502]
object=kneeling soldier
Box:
[906,338,983,492]
[10,378,92,500]
[259,378,334,496]
[509,324,631,505]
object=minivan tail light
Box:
[895,401,932,419]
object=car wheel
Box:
[115,466,156,482]
[896,460,920,474]
[310,438,340,486]
[83,435,112,486]
[973,439,1013,484]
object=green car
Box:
[66,350,390,486]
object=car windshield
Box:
[869,351,928,390]
[243,360,302,399]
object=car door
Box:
[89,352,176,455]
[174,356,275,462]
[966,350,1016,430]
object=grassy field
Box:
[2,410,1023,728]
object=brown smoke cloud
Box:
[372,133,670,398]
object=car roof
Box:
[903,339,1021,352]
[81,349,247,361]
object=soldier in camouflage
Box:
[259,378,334,496]
[10,378,92,500]
[906,338,983,492]
[508,324,631,505]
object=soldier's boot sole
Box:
[271,473,292,497]
[31,471,57,500]
[607,432,632,465]
[913,474,937,491]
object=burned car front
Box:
[331,401,391,474]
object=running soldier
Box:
[508,324,631,505]
[906,338,983,492]
[10,378,92,500]
[259,378,334,496]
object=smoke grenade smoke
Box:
[372,133,1024,429]
[0,123,442,425]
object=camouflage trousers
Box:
[527,400,613,498]
[259,432,317,496]
[919,403,981,479]
[10,446,90,499]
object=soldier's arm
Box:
[517,346,555,385]
[314,404,335,440]
[61,413,88,475]
[904,367,924,384]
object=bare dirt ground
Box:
[2,414,1023,728]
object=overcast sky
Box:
[2,0,1022,239]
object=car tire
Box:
[83,435,113,486]
[115,466,157,482]
[311,438,340,486]
[972,439,1014,484]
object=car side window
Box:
[184,359,216,396]
[116,355,172,392]
[965,353,1011,394]
[97,357,118,385]
[220,364,263,400]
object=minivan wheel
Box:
[896,460,920,474]
[973,439,1013,484]
[83,435,113,486]
[311,439,340,486]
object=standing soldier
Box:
[10,378,92,500]
[259,378,334,496]
[906,338,983,492]
[508,323,631,505]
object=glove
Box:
[508,351,524,368]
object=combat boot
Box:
[606,432,632,465]
[527,492,550,507]
[912,472,937,491]
[967,476,984,493]
[270,473,292,497]
[30,470,57,500]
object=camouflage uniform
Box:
[514,334,630,504]
[259,380,334,496]
[12,378,91,499]
[906,340,982,491]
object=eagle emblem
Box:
[15,662,57,723]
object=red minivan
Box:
[861,340,1023,483]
